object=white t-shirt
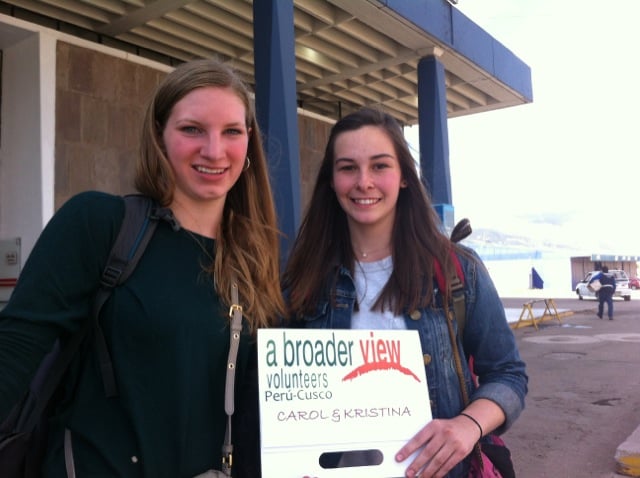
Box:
[351,256,407,330]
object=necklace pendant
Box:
[362,252,367,258]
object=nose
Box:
[200,133,223,159]
[356,170,373,190]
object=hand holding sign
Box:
[258,329,432,478]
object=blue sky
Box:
[408,1,640,254]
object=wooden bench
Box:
[515,298,562,330]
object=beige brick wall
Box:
[54,42,164,208]
[297,115,332,213]
[54,41,334,217]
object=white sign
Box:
[257,329,432,478]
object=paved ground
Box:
[499,295,640,478]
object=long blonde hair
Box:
[135,59,284,331]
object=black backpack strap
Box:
[94,195,159,397]
[13,195,160,432]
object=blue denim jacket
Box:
[295,249,528,477]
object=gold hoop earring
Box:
[244,156,251,171]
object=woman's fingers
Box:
[396,418,478,478]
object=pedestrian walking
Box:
[591,266,616,319]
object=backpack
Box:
[0,194,160,478]
[437,223,516,478]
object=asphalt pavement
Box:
[499,293,640,478]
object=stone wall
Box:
[54,42,165,208]
[297,114,332,212]
[54,41,334,216]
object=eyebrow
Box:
[223,121,247,128]
[335,153,394,162]
[370,153,394,160]
[174,118,247,130]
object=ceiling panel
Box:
[0,0,530,125]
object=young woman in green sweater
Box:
[0,59,283,477]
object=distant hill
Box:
[457,227,579,261]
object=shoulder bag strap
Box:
[68,284,244,478]
[221,279,243,476]
[445,287,485,471]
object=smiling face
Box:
[161,86,249,212]
[331,125,405,237]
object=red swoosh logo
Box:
[342,361,421,382]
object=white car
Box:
[575,270,632,301]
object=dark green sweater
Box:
[0,191,256,477]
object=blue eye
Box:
[181,126,201,134]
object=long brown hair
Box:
[283,107,459,316]
[135,59,284,331]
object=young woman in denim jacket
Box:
[282,108,527,478]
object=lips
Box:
[351,198,380,205]
[194,165,226,174]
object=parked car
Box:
[575,270,632,301]
[629,277,640,290]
